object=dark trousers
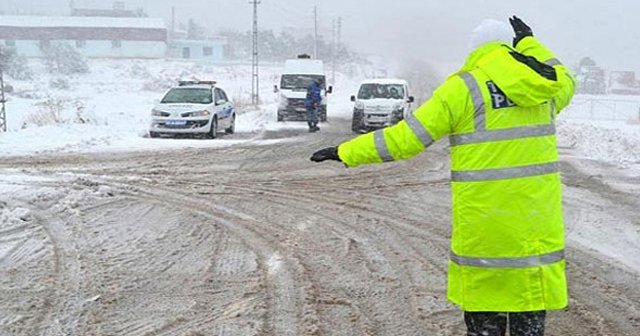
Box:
[306,106,318,129]
[464,311,546,336]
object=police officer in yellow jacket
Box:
[311,16,576,336]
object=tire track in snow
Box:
[113,185,304,336]
[209,182,461,334]
[72,198,254,336]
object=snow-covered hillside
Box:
[0,58,360,156]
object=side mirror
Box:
[350,95,356,102]
[216,99,226,106]
[273,85,279,93]
[327,86,333,94]
[407,96,415,103]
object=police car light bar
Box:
[178,80,217,86]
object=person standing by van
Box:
[305,78,323,132]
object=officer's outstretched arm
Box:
[515,36,576,113]
[338,81,459,168]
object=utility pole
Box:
[0,63,6,133]
[331,18,336,85]
[171,6,175,37]
[250,0,261,105]
[337,16,342,53]
[313,6,318,59]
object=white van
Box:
[350,79,414,133]
[274,55,332,122]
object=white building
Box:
[167,38,226,62]
[0,15,167,59]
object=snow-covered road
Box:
[1,59,639,335]
[1,117,639,335]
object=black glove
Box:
[509,51,557,81]
[509,15,533,47]
[310,147,341,163]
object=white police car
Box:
[149,80,236,139]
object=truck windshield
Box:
[281,75,325,91]
[161,88,212,104]
[357,84,405,100]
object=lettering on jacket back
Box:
[486,81,516,109]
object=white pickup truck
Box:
[350,79,414,133]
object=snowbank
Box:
[557,121,640,168]
[557,94,640,171]
[0,58,362,156]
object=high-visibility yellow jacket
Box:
[338,36,576,312]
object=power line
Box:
[250,0,260,105]
[262,4,333,40]
[265,2,306,28]
[0,48,6,133]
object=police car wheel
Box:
[208,118,218,139]
[225,114,236,134]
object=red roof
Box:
[0,15,167,41]
[0,26,167,41]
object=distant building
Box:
[70,0,145,18]
[167,37,227,62]
[0,15,167,59]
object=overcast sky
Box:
[1,0,638,73]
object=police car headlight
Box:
[151,109,167,117]
[354,101,365,112]
[392,103,404,112]
[182,110,210,117]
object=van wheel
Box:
[391,111,404,125]
[351,110,364,133]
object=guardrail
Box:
[560,96,640,122]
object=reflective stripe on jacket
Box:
[337,36,576,312]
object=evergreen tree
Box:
[40,42,89,75]
[187,19,208,39]
[0,45,33,80]
[217,29,362,63]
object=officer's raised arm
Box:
[509,15,576,113]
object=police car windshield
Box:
[161,88,212,104]
[357,84,405,100]
[281,75,325,91]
